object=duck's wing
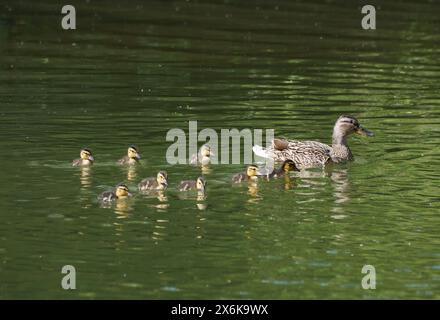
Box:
[98,191,116,202]
[178,180,194,191]
[274,140,331,168]
[138,177,155,190]
[189,153,199,165]
[72,158,81,166]
[117,156,129,165]
[232,172,246,183]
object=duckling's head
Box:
[196,177,207,192]
[156,171,168,188]
[246,165,259,177]
[80,148,94,162]
[200,144,212,157]
[127,145,141,160]
[115,184,130,198]
[334,115,374,138]
[282,160,300,172]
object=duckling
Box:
[72,148,94,167]
[232,164,259,183]
[178,177,207,192]
[118,145,141,165]
[267,159,300,178]
[138,171,168,191]
[190,144,212,166]
[253,115,374,169]
[98,184,132,202]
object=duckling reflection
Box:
[125,165,138,182]
[247,181,259,198]
[142,190,169,210]
[79,166,92,188]
[154,190,170,209]
[282,174,295,190]
[114,198,134,217]
[152,217,169,243]
[196,190,208,210]
[201,165,213,175]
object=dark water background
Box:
[0,0,439,299]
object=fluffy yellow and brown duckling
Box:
[138,171,168,191]
[98,184,132,202]
[72,148,94,167]
[118,145,141,165]
[232,164,259,183]
[265,159,300,178]
[178,177,207,192]
[190,144,213,166]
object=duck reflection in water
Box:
[114,198,134,217]
[125,165,138,182]
[328,167,350,214]
[143,190,169,210]
[79,166,92,188]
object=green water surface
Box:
[0,0,439,299]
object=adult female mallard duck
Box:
[253,115,373,169]
[232,165,259,183]
[118,145,141,165]
[138,171,168,191]
[98,184,132,202]
[178,177,206,192]
[72,148,94,167]
[190,144,212,166]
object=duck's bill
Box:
[136,154,141,160]
[88,156,95,161]
[356,126,374,137]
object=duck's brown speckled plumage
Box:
[178,177,206,192]
[253,115,373,169]
[138,171,168,191]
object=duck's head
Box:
[282,159,300,172]
[80,148,94,162]
[127,145,141,160]
[115,184,131,198]
[196,177,207,192]
[156,171,168,188]
[200,144,212,157]
[246,164,259,177]
[334,115,374,138]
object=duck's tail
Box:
[252,145,272,159]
